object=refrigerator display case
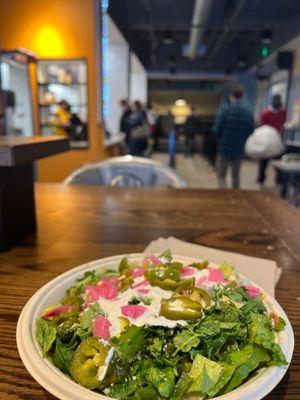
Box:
[0,49,35,136]
[37,59,89,149]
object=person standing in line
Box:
[165,111,176,167]
[184,107,201,156]
[146,102,158,155]
[163,110,175,139]
[129,101,149,156]
[146,102,158,135]
[119,99,132,153]
[213,85,254,189]
[257,94,286,187]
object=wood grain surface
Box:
[0,136,69,166]
[0,184,299,399]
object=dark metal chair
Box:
[272,154,300,207]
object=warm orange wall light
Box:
[33,25,65,57]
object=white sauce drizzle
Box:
[92,264,223,334]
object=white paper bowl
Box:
[17,254,294,400]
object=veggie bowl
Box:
[17,252,294,400]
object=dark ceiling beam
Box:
[140,0,160,66]
[127,21,288,32]
[148,71,232,81]
[223,32,258,71]
[128,26,191,32]
[204,0,246,68]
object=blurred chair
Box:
[272,153,300,207]
[63,155,187,188]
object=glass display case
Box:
[37,59,88,148]
[0,50,35,136]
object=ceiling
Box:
[108,0,300,74]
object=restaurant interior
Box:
[0,1,300,399]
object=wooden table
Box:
[0,136,69,251]
[0,185,299,399]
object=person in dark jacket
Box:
[213,84,254,189]
[184,107,201,156]
[119,99,132,152]
[128,101,149,156]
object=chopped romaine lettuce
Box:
[112,325,146,362]
[159,249,173,261]
[207,363,235,397]
[147,366,175,398]
[107,380,139,399]
[52,337,77,374]
[188,354,224,395]
[173,330,201,354]
[36,318,57,356]
[219,261,234,279]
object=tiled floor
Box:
[152,152,277,191]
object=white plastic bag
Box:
[245,125,284,160]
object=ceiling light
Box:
[163,30,174,45]
[237,55,246,68]
[261,29,272,44]
[175,98,187,107]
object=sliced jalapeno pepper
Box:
[151,277,182,290]
[61,294,82,313]
[173,287,211,308]
[145,266,181,283]
[119,275,134,292]
[165,261,183,270]
[70,337,111,389]
[119,257,131,274]
[57,316,78,342]
[176,278,196,291]
[118,257,135,292]
[145,263,195,291]
[160,296,202,320]
[189,260,209,270]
